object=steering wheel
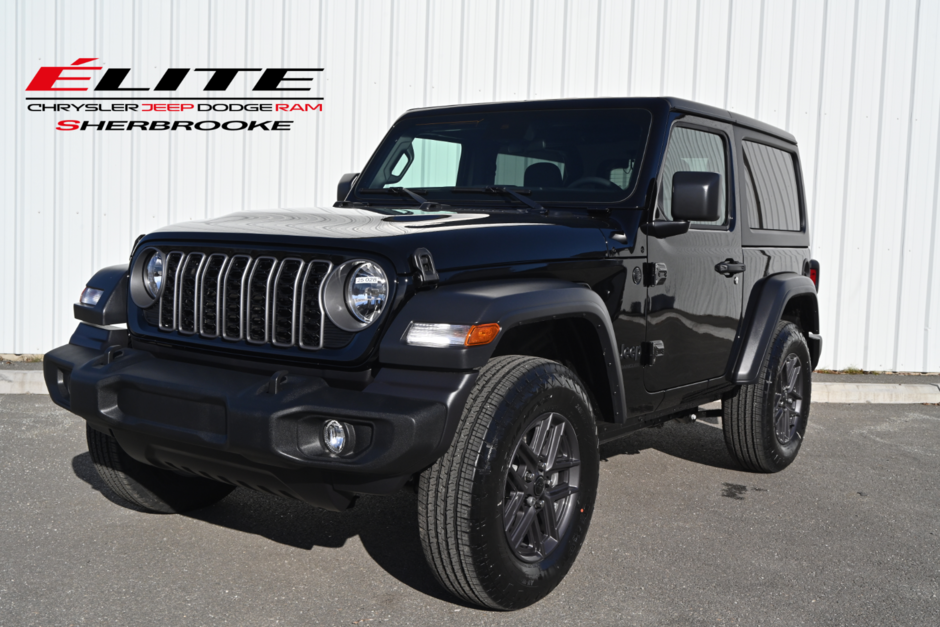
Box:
[567,176,619,190]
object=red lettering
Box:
[56,120,80,131]
[27,58,102,91]
[275,104,288,111]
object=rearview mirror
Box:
[337,172,359,202]
[672,171,721,222]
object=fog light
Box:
[323,419,350,455]
[80,287,104,307]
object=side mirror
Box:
[337,172,359,202]
[671,171,721,222]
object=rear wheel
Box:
[418,356,599,610]
[722,320,812,472]
[86,425,235,513]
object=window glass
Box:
[392,137,462,188]
[358,108,652,204]
[659,127,727,226]
[495,155,566,186]
[609,162,636,189]
[742,141,802,231]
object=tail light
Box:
[804,259,820,292]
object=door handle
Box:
[715,260,746,277]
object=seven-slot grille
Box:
[149,251,332,350]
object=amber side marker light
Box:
[466,323,500,346]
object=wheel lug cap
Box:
[524,472,534,482]
[526,496,536,506]
[535,499,544,510]
[538,462,547,471]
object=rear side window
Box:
[742,141,802,231]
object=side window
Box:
[659,127,727,226]
[391,137,462,188]
[742,141,802,231]
[495,154,566,187]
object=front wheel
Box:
[722,320,812,472]
[418,356,599,610]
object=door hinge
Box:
[643,262,668,287]
[641,340,665,366]
[412,247,439,288]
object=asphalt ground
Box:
[1,395,937,626]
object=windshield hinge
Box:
[412,248,439,288]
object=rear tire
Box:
[722,320,812,472]
[86,425,235,513]
[418,356,599,610]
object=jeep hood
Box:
[145,206,626,273]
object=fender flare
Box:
[73,264,129,327]
[379,279,627,423]
[727,272,820,385]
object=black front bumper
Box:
[45,324,476,511]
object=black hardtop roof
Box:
[401,96,796,145]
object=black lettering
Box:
[104,121,125,130]
[153,68,191,91]
[194,68,261,91]
[94,68,149,91]
[195,120,220,130]
[127,121,148,130]
[81,121,107,130]
[253,68,320,91]
[172,121,194,130]
[246,121,271,130]
[222,121,248,130]
[271,121,292,131]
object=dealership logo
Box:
[27,58,323,93]
[25,58,323,132]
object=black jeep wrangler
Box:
[45,97,821,610]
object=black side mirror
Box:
[337,172,359,202]
[671,171,721,222]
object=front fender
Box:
[73,264,129,326]
[380,279,627,421]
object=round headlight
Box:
[144,251,165,299]
[345,261,388,324]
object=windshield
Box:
[357,108,652,205]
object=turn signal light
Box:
[466,323,500,346]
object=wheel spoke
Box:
[544,422,566,471]
[507,466,527,492]
[546,483,578,502]
[530,414,554,457]
[787,362,802,394]
[551,457,580,471]
[540,500,559,540]
[527,514,544,557]
[517,442,540,471]
[508,506,537,550]
[503,492,525,531]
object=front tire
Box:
[418,356,599,610]
[86,425,235,513]
[722,320,812,472]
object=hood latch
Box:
[412,248,439,288]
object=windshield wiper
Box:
[450,186,546,214]
[360,187,430,205]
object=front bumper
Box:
[45,324,476,511]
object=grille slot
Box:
[158,252,185,331]
[199,254,228,338]
[145,250,343,351]
[272,258,304,347]
[177,253,205,335]
[246,257,278,344]
[300,261,331,350]
[222,255,252,341]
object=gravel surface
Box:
[812,372,940,385]
[0,361,44,371]
[0,396,937,626]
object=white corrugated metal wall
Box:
[2,0,939,371]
